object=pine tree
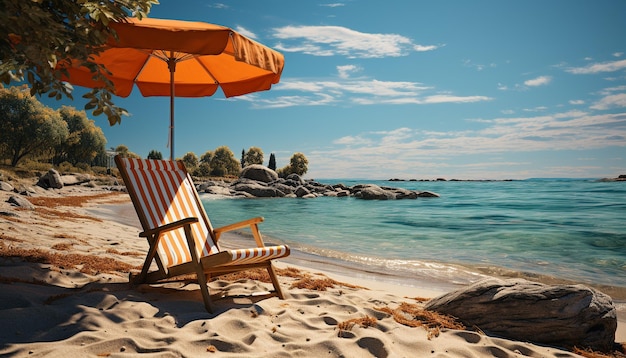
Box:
[268,153,277,171]
[241,149,246,168]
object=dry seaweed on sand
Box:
[376,302,465,339]
[0,243,141,275]
[337,316,378,337]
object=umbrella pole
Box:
[169,58,176,160]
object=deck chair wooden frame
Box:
[115,155,290,312]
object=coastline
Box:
[1,185,624,357]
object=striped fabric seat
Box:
[115,156,290,312]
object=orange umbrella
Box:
[59,17,284,159]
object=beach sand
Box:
[0,182,624,357]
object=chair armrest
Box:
[139,217,199,238]
[213,217,264,235]
[213,217,265,246]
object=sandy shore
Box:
[0,182,624,357]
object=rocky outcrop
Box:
[424,278,617,352]
[0,181,14,192]
[6,195,35,210]
[353,184,396,200]
[60,174,93,186]
[196,166,441,200]
[240,164,278,183]
[197,168,441,200]
[37,169,64,189]
[599,174,626,182]
[232,181,285,198]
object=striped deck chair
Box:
[115,155,290,312]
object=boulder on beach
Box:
[7,195,35,210]
[37,169,63,189]
[424,278,617,352]
[0,181,14,192]
[240,165,278,183]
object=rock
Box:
[286,173,305,186]
[0,181,14,192]
[204,185,231,196]
[424,278,617,352]
[37,169,63,189]
[417,191,440,198]
[60,174,92,186]
[336,190,350,197]
[389,187,418,199]
[232,182,285,198]
[272,183,295,195]
[295,186,311,198]
[7,195,35,210]
[354,184,396,200]
[240,165,278,183]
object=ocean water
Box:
[200,179,626,296]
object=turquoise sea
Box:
[200,179,626,299]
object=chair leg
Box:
[194,264,214,313]
[183,224,214,313]
[267,262,285,299]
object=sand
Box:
[0,181,623,357]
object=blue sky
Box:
[44,0,626,179]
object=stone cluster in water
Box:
[196,164,439,200]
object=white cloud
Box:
[235,25,257,39]
[463,59,496,71]
[253,76,492,108]
[320,3,345,7]
[613,52,624,57]
[590,93,626,110]
[333,135,371,146]
[306,110,626,178]
[337,65,360,79]
[272,25,438,58]
[414,44,438,52]
[566,59,626,74]
[421,95,493,104]
[209,3,228,9]
[569,99,585,105]
[524,76,552,87]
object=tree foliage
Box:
[200,150,213,165]
[210,146,240,177]
[277,152,309,177]
[181,152,198,171]
[244,146,264,167]
[0,0,158,126]
[0,86,68,166]
[114,144,139,158]
[56,106,107,165]
[268,153,277,171]
[147,150,162,160]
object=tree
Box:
[200,150,213,165]
[244,146,264,167]
[0,86,68,166]
[268,153,277,171]
[0,0,158,126]
[181,152,198,171]
[147,150,162,160]
[114,144,139,158]
[277,152,309,178]
[56,106,107,165]
[241,149,245,168]
[210,146,240,177]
